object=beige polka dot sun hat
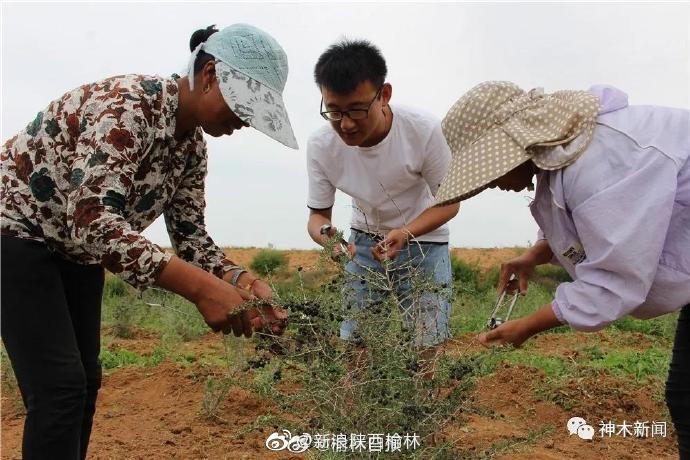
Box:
[435,81,600,206]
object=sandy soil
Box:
[2,333,676,459]
[1,248,677,459]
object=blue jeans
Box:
[340,229,452,348]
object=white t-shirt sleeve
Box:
[421,121,452,196]
[306,138,336,209]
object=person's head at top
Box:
[176,24,298,149]
[314,39,392,148]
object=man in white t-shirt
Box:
[306,39,460,347]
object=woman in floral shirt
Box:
[1,24,297,458]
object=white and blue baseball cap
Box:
[187,24,298,149]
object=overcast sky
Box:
[2,2,689,249]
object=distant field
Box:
[221,246,525,272]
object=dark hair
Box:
[314,39,387,95]
[189,25,218,74]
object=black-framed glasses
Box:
[320,86,382,121]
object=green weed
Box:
[250,249,288,276]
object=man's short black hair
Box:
[314,39,388,95]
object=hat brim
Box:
[215,61,298,150]
[434,126,531,206]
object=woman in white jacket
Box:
[435,81,689,458]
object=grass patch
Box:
[585,347,670,383]
[99,348,147,370]
[503,351,575,380]
[102,286,207,341]
[99,343,186,371]
[103,275,130,298]
[611,313,678,340]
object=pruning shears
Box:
[487,274,519,330]
[319,224,349,255]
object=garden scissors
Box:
[487,274,519,330]
[319,224,349,255]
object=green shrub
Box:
[451,257,501,294]
[250,249,287,276]
[533,265,571,290]
[112,303,135,338]
[482,266,501,292]
[223,252,483,458]
[451,257,481,288]
[201,376,233,421]
[452,257,572,295]
[104,276,128,298]
[451,257,486,295]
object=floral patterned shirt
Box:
[1,74,238,289]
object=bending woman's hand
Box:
[477,318,532,348]
[235,275,288,336]
[498,254,536,296]
[249,278,273,300]
[499,239,555,295]
[155,257,259,337]
[196,284,261,337]
[477,303,563,348]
